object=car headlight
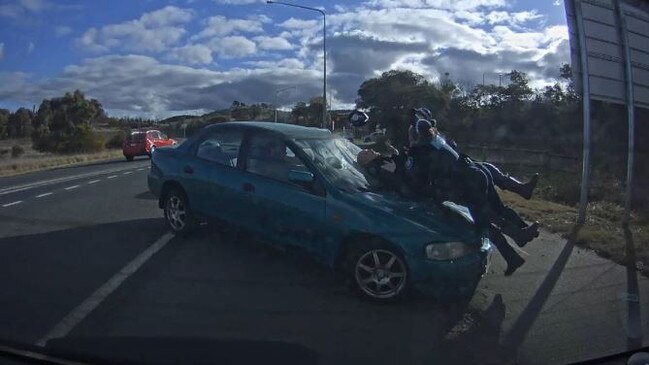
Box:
[425,242,475,260]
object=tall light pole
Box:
[266,0,327,129]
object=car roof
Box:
[206,122,332,139]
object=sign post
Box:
[564,0,649,224]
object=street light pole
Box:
[266,0,327,129]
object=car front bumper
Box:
[409,239,492,299]
[147,173,162,199]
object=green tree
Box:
[356,70,446,145]
[0,108,9,139]
[8,108,34,138]
[291,97,326,127]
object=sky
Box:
[0,0,570,118]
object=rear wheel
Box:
[125,155,134,162]
[163,189,196,236]
[346,241,410,302]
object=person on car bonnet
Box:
[409,108,539,200]
[408,118,538,275]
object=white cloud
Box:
[207,36,257,58]
[0,0,50,18]
[279,17,319,30]
[244,58,305,69]
[364,0,506,11]
[54,26,73,37]
[213,0,263,3]
[192,15,266,40]
[0,42,4,61]
[0,55,321,114]
[19,0,49,11]
[253,36,293,51]
[27,41,34,55]
[173,44,213,65]
[76,6,193,53]
[486,10,542,26]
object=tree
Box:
[0,109,9,139]
[504,70,534,104]
[291,97,326,127]
[356,70,447,145]
[8,108,33,138]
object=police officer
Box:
[408,118,539,275]
[410,108,539,200]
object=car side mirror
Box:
[288,170,315,185]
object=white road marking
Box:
[36,192,53,198]
[107,175,117,179]
[35,232,175,347]
[64,185,79,191]
[87,180,100,184]
[2,201,22,207]
[136,168,144,171]
[123,171,132,175]
[0,165,147,196]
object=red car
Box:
[122,130,177,161]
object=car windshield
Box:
[295,138,376,193]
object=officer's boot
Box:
[500,173,539,200]
[500,221,540,248]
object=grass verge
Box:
[0,150,124,177]
[501,190,649,277]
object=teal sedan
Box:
[148,122,492,302]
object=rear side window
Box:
[127,133,145,143]
[195,130,243,167]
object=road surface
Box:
[0,157,647,364]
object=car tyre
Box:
[346,240,410,303]
[125,155,134,162]
[163,189,196,236]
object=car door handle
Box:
[183,165,193,174]
[242,183,255,193]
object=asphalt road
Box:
[0,158,647,364]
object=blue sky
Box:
[0,0,570,117]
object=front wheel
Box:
[163,189,196,236]
[347,242,410,302]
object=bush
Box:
[33,125,105,154]
[11,145,25,158]
[105,130,127,149]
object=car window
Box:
[195,130,242,167]
[245,134,310,185]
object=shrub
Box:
[11,145,25,158]
[32,125,105,154]
[105,130,127,149]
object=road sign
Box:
[566,0,649,108]
[564,0,649,223]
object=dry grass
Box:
[501,190,649,276]
[0,138,123,176]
